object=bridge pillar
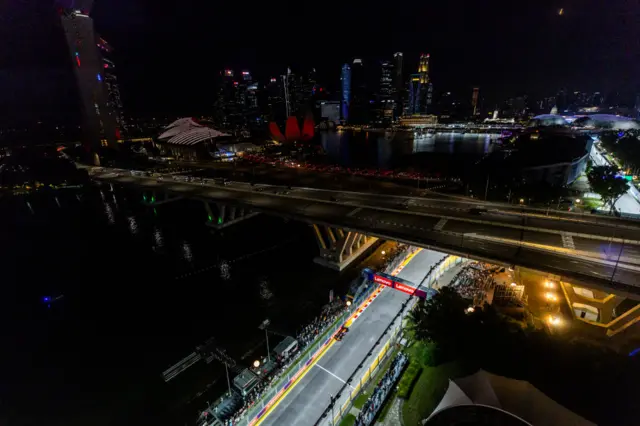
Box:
[203,201,259,230]
[312,224,378,271]
[141,190,182,206]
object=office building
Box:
[350,58,370,124]
[57,1,120,154]
[374,60,395,125]
[341,64,351,122]
[407,53,433,115]
[97,38,126,137]
[471,87,479,116]
[393,52,404,117]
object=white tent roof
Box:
[167,127,230,146]
[165,117,201,130]
[159,118,203,141]
[428,370,595,426]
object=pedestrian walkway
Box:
[430,261,468,290]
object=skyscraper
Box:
[98,38,126,138]
[57,1,120,155]
[393,52,404,117]
[350,58,370,124]
[471,87,480,116]
[341,64,351,122]
[407,54,433,115]
[374,60,394,125]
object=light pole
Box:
[259,319,271,362]
[329,394,336,426]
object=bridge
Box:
[88,166,640,295]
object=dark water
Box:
[317,130,497,176]
[0,186,349,426]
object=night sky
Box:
[3,0,640,122]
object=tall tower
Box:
[57,1,119,156]
[341,64,351,122]
[418,53,430,84]
[471,87,480,116]
[98,38,126,138]
[393,52,404,117]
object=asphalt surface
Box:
[89,168,640,293]
[591,145,640,214]
[257,249,438,426]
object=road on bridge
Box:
[89,167,640,294]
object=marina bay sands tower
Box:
[56,0,121,160]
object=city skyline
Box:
[5,0,640,122]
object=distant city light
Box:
[97,73,102,81]
[558,8,564,16]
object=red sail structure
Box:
[301,115,315,141]
[285,116,301,141]
[269,122,286,142]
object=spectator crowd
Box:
[354,352,408,426]
[451,262,496,305]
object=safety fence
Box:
[419,254,464,288]
[324,254,464,426]
[319,317,403,426]
[240,282,381,426]
[353,352,408,426]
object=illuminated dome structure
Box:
[573,114,640,130]
[529,114,568,127]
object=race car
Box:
[334,326,349,341]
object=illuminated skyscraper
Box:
[407,53,433,115]
[341,64,351,122]
[98,38,126,138]
[57,1,119,155]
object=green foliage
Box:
[397,360,422,399]
[586,165,629,212]
[338,413,356,426]
[402,361,470,426]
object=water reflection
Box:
[103,202,115,225]
[152,227,164,250]
[318,131,496,169]
[127,216,139,235]
[181,241,193,263]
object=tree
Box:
[586,165,629,213]
[409,287,471,360]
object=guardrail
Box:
[322,254,464,426]
[239,281,380,426]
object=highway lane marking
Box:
[347,207,363,217]
[314,364,354,388]
[434,218,448,231]
[561,233,575,250]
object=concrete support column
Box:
[311,225,379,271]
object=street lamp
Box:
[259,319,271,363]
[253,360,260,368]
[346,300,352,307]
